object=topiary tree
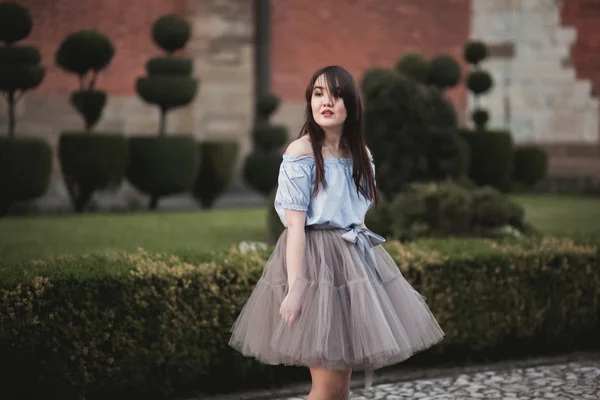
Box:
[395,52,429,83]
[464,40,494,130]
[243,93,289,196]
[192,140,240,209]
[136,14,197,136]
[426,54,461,90]
[128,14,200,210]
[55,30,128,212]
[0,3,51,215]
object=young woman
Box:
[229,65,444,399]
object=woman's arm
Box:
[284,209,306,290]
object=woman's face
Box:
[311,74,347,130]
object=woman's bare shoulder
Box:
[284,135,313,157]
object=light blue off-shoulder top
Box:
[274,155,375,228]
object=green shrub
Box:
[364,193,393,238]
[127,136,200,209]
[136,14,198,136]
[388,181,525,240]
[460,128,514,191]
[129,14,200,209]
[192,140,240,209]
[0,3,46,138]
[463,40,493,130]
[0,137,52,215]
[243,93,288,196]
[361,66,467,198]
[395,52,429,83]
[0,237,598,398]
[55,30,125,212]
[512,146,548,187]
[426,54,461,90]
[58,134,128,212]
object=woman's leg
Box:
[307,366,352,400]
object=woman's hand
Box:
[279,286,302,327]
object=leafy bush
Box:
[395,52,429,83]
[55,30,127,212]
[426,54,461,90]
[388,181,525,240]
[0,137,52,216]
[512,146,548,187]
[0,3,46,138]
[136,14,198,135]
[243,93,288,196]
[127,136,200,209]
[463,40,494,130]
[192,140,240,209]
[129,14,200,209]
[361,66,467,198]
[58,134,128,212]
[460,128,514,191]
[0,4,50,215]
[1,237,598,398]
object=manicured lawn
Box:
[1,194,599,265]
[0,208,267,265]
[511,194,600,236]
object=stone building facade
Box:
[1,0,599,210]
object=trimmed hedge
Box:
[0,136,52,215]
[58,133,128,212]
[0,237,598,399]
[460,128,514,191]
[192,140,240,209]
[512,146,548,187]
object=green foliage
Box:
[0,2,32,45]
[152,14,191,53]
[464,40,488,65]
[146,57,193,76]
[0,137,52,215]
[127,135,200,210]
[136,15,198,136]
[395,52,429,83]
[192,140,240,209]
[243,152,283,197]
[1,238,598,397]
[463,40,493,130]
[467,70,494,95]
[426,54,461,89]
[55,30,114,78]
[58,133,128,212]
[243,93,288,196]
[69,90,107,131]
[512,146,548,187]
[364,194,393,238]
[0,3,45,138]
[388,181,525,240]
[361,67,467,198]
[460,128,514,191]
[471,108,489,130]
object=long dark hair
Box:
[298,65,379,206]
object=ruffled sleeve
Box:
[274,156,314,212]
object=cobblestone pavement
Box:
[276,360,600,400]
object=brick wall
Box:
[562,0,600,98]
[270,0,472,119]
[14,0,185,95]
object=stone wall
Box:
[0,0,255,211]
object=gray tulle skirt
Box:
[228,226,444,389]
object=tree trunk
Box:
[8,90,15,138]
[149,195,159,210]
[159,107,167,136]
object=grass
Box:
[0,208,267,265]
[1,194,599,265]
